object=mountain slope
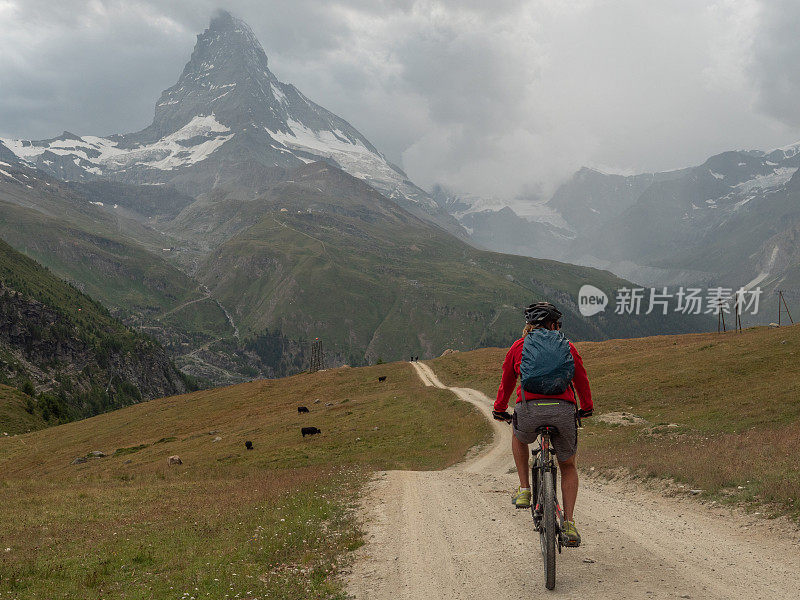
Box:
[0,162,234,345]
[0,238,188,426]
[0,384,47,435]
[574,149,800,263]
[458,206,573,260]
[181,162,707,364]
[444,143,800,314]
[567,148,800,293]
[547,166,689,234]
[0,11,460,234]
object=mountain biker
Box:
[492,301,593,547]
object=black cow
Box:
[378,376,387,382]
[245,440,253,450]
[297,406,309,413]
[302,427,321,437]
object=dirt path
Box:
[346,362,800,599]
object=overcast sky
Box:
[2,0,800,199]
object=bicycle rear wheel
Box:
[539,467,557,590]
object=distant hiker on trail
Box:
[492,301,593,547]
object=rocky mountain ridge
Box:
[0,11,458,232]
[445,142,800,309]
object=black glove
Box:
[492,410,513,423]
[578,409,593,418]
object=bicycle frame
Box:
[532,428,565,551]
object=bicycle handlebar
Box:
[492,410,513,424]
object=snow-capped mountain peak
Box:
[0,11,437,211]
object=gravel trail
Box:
[346,361,800,599]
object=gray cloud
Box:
[1,0,799,200]
[751,0,800,127]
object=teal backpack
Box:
[520,329,575,396]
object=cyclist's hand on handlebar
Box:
[492,410,513,423]
[578,409,593,418]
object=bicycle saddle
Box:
[535,425,558,434]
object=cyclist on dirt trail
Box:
[492,301,593,547]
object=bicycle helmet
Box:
[524,301,563,325]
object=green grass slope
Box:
[0,384,47,435]
[0,361,489,598]
[430,323,800,520]
[0,238,187,424]
[0,165,232,342]
[193,163,708,365]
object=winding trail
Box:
[346,361,800,599]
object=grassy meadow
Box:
[430,323,800,520]
[0,361,490,599]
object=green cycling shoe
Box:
[511,487,532,509]
[562,519,581,547]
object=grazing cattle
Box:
[245,440,253,450]
[297,406,309,413]
[378,376,387,382]
[302,427,321,437]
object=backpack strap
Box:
[570,382,581,428]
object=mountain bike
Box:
[494,404,589,590]
[531,426,564,590]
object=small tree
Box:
[20,380,35,397]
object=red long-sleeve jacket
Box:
[494,337,593,413]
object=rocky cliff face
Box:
[0,267,186,422]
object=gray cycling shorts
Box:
[512,399,578,462]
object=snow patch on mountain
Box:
[446,191,572,231]
[2,115,233,174]
[734,167,795,194]
[744,245,780,290]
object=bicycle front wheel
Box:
[539,468,557,590]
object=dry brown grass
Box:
[0,361,490,598]
[431,324,800,518]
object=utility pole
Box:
[310,337,324,372]
[777,291,794,326]
[734,296,742,333]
